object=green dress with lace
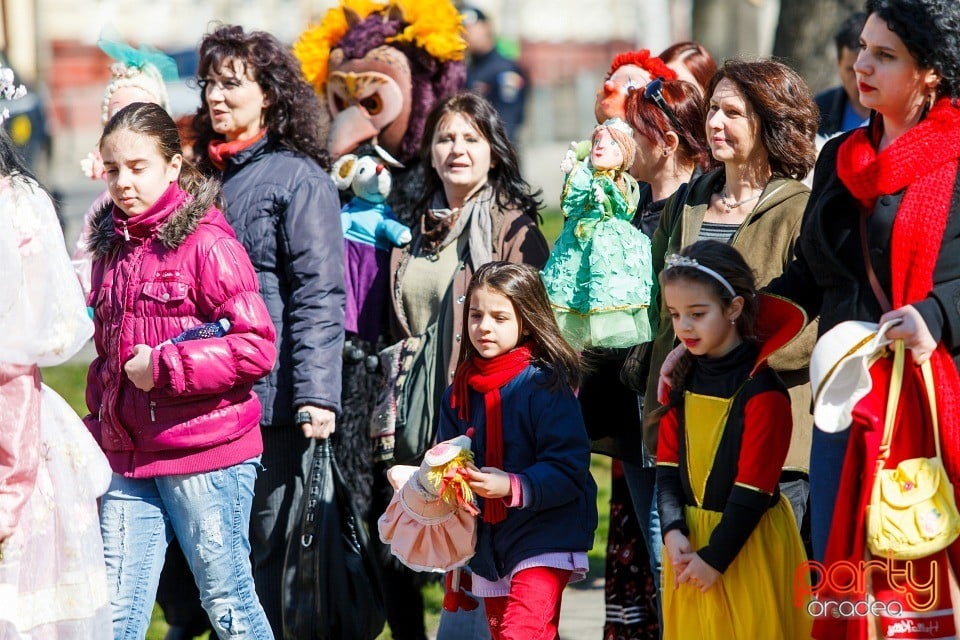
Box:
[541,160,655,349]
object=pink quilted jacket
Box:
[84,181,277,477]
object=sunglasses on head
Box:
[643,77,684,132]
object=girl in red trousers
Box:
[436,261,598,639]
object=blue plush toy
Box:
[333,153,412,250]
[332,153,411,343]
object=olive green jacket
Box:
[636,168,817,472]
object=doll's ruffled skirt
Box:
[552,306,654,350]
[661,496,812,640]
[378,481,476,573]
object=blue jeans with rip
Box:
[99,457,273,640]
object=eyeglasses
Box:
[643,77,684,132]
[198,77,246,94]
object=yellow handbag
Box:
[866,340,960,560]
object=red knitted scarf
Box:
[207,129,266,171]
[836,98,960,480]
[451,345,533,524]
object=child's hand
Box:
[663,530,692,585]
[676,552,721,593]
[464,466,511,499]
[124,344,155,391]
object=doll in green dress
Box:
[541,117,654,350]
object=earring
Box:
[730,319,736,325]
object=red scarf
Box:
[207,129,266,171]
[451,345,533,524]
[836,99,960,482]
[820,100,960,640]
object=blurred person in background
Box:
[658,41,717,97]
[815,11,870,138]
[461,5,528,143]
[72,36,177,298]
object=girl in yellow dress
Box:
[653,240,811,639]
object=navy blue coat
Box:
[221,136,345,426]
[438,363,598,581]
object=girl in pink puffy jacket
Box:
[84,101,277,639]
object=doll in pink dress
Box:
[0,124,113,639]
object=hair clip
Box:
[664,253,737,298]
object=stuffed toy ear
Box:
[331,154,359,190]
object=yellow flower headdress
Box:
[293,0,466,93]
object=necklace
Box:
[719,186,761,214]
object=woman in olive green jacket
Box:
[635,59,820,527]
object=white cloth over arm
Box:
[0,177,93,365]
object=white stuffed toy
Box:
[332,153,412,250]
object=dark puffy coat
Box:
[220,136,345,426]
[85,181,277,477]
[437,364,598,581]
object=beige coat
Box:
[642,169,817,472]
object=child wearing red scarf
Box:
[438,261,598,639]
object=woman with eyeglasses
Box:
[641,58,820,538]
[191,25,346,638]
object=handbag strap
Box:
[859,209,893,314]
[877,340,941,465]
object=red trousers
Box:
[483,567,572,640]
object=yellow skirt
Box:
[661,496,812,640]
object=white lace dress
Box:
[0,176,112,639]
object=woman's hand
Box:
[465,466,511,500]
[657,344,687,403]
[880,305,937,364]
[298,405,336,439]
[676,552,721,593]
[663,530,693,586]
[124,344,155,391]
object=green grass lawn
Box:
[41,209,608,640]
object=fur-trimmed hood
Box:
[87,177,223,259]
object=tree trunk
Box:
[772,0,861,94]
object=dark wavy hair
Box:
[659,41,718,93]
[624,79,714,172]
[706,58,818,180]
[645,240,759,427]
[458,261,580,391]
[416,92,541,219]
[102,102,213,200]
[866,0,960,101]
[192,24,329,173]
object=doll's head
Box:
[591,118,636,172]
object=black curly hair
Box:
[192,24,329,173]
[865,0,960,101]
[416,92,541,220]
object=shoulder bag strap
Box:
[859,209,893,314]
[876,340,941,467]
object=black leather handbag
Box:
[281,438,386,639]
